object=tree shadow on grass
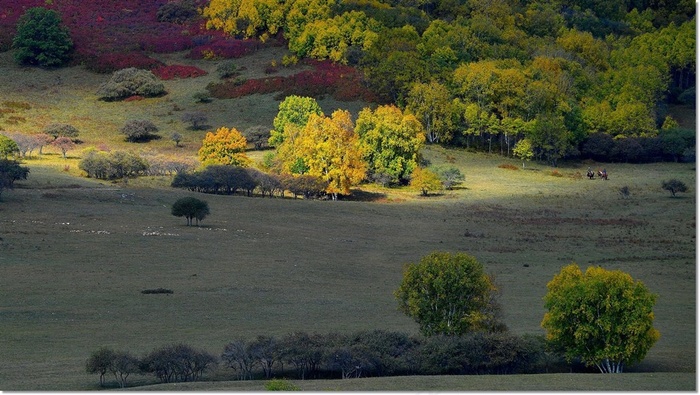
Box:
[346,189,387,202]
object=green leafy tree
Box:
[661,179,688,197]
[355,105,425,184]
[0,135,19,158]
[395,251,503,336]
[513,138,534,168]
[542,263,660,373]
[269,96,323,147]
[12,7,73,67]
[44,123,79,139]
[120,120,160,143]
[432,165,465,190]
[0,159,30,200]
[171,197,210,226]
[406,81,454,144]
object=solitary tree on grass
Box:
[0,159,29,200]
[121,120,160,142]
[44,123,79,139]
[541,263,660,373]
[12,7,73,67]
[409,167,442,196]
[181,112,208,130]
[661,179,688,197]
[395,251,504,336]
[51,136,75,159]
[172,197,210,226]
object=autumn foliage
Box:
[198,127,251,167]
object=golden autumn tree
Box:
[202,0,243,35]
[198,127,251,167]
[355,104,425,184]
[278,110,366,200]
[410,167,442,196]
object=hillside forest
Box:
[0,0,696,180]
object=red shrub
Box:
[189,38,262,60]
[83,52,164,74]
[152,64,208,80]
[207,59,377,102]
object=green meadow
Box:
[0,48,696,391]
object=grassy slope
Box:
[0,48,696,391]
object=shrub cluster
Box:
[171,166,329,199]
[156,0,199,24]
[207,60,377,102]
[152,64,208,80]
[79,150,195,180]
[78,150,148,180]
[87,330,559,387]
[86,344,216,388]
[84,52,164,74]
[580,129,695,163]
[120,119,160,142]
[188,38,262,60]
[96,68,166,101]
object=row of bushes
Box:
[579,130,696,163]
[171,165,329,199]
[79,150,196,180]
[87,330,566,388]
[207,59,378,102]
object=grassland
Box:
[0,47,696,391]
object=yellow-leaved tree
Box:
[202,0,243,35]
[542,263,660,373]
[278,110,366,200]
[198,127,251,167]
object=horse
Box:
[587,169,595,179]
[597,170,608,180]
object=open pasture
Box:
[0,150,695,390]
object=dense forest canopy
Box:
[203,0,695,164]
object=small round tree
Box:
[12,7,73,67]
[51,136,75,159]
[172,197,210,226]
[542,263,660,373]
[198,127,251,167]
[181,112,208,130]
[120,120,160,142]
[409,167,442,196]
[661,179,688,197]
[395,251,504,336]
[44,123,79,139]
[0,135,19,158]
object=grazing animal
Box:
[597,169,608,180]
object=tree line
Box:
[201,0,695,164]
[87,330,557,388]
